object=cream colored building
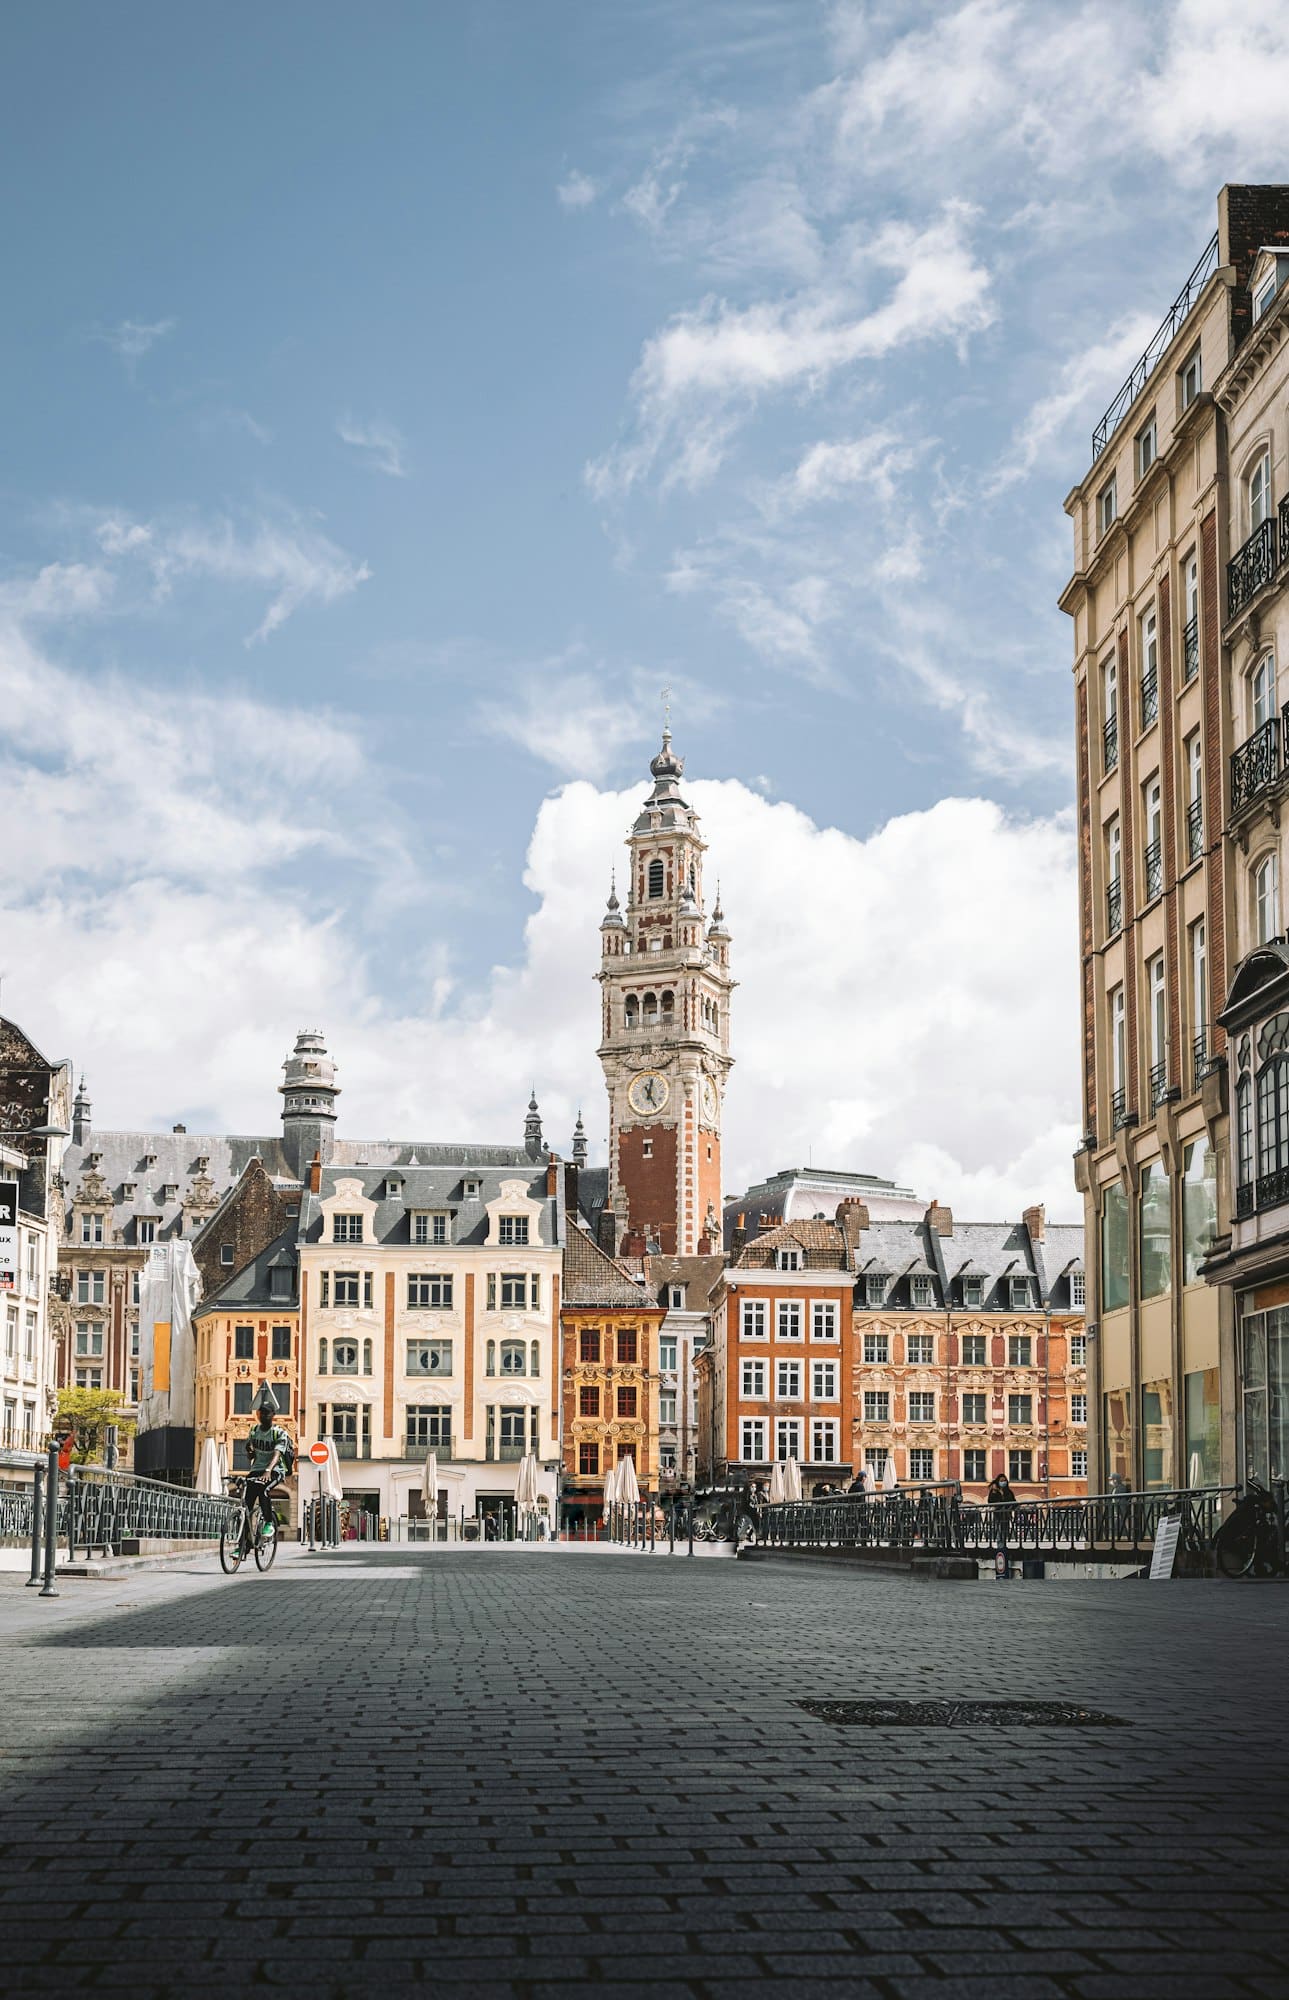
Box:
[299,1155,565,1533]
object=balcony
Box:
[331,1438,371,1460]
[1192,1031,1211,1092]
[1149,1061,1170,1110]
[1091,230,1218,460]
[1237,1183,1255,1219]
[1106,879,1122,936]
[1187,795,1204,863]
[1140,667,1158,730]
[1183,614,1199,683]
[487,1442,526,1462]
[1103,714,1118,773]
[1142,838,1163,902]
[409,1434,453,1460]
[1230,715,1281,813]
[1255,1166,1289,1212]
[1111,1087,1131,1129]
[1228,516,1278,621]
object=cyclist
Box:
[244,1393,291,1541]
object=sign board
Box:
[0,1178,17,1291]
[1150,1515,1182,1579]
[309,1442,330,1465]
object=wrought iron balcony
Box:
[1192,1030,1210,1091]
[1183,613,1200,683]
[1236,1182,1254,1219]
[1110,1087,1130,1129]
[1255,1166,1289,1212]
[1230,716,1281,813]
[1091,231,1218,460]
[1103,714,1118,773]
[1228,516,1278,621]
[1142,838,1163,902]
[487,1442,526,1462]
[1187,795,1203,863]
[409,1434,453,1459]
[1106,879,1122,936]
[1149,1061,1170,1109]
[1140,667,1158,729]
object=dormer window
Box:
[648,858,665,899]
[122,1181,136,1199]
[864,1274,886,1307]
[499,1215,530,1246]
[162,1183,178,1202]
[463,1179,481,1200]
[776,1248,801,1271]
[1070,1269,1086,1309]
[412,1211,449,1246]
[1009,1277,1032,1310]
[269,1264,293,1302]
[333,1213,363,1244]
[963,1276,984,1308]
[1256,277,1276,321]
[666,1284,685,1308]
[137,1218,156,1245]
[1250,251,1289,324]
[910,1274,932,1307]
[385,1177,403,1201]
[143,1153,157,1169]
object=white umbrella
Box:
[785,1458,804,1504]
[1187,1451,1203,1490]
[862,1466,876,1495]
[602,1459,619,1520]
[768,1461,786,1505]
[882,1455,898,1493]
[515,1452,540,1539]
[216,1441,230,1486]
[196,1438,221,1495]
[421,1450,439,1535]
[322,1438,344,1502]
[617,1452,641,1511]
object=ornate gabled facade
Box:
[0,1017,70,1465]
[596,730,733,1257]
[559,1222,665,1526]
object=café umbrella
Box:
[196,1438,222,1496]
[515,1452,540,1538]
[784,1458,804,1504]
[768,1461,786,1506]
[421,1450,439,1535]
[882,1455,899,1493]
[617,1451,641,1521]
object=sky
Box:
[6,0,1289,1222]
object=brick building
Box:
[0,1017,70,1467]
[559,1223,665,1529]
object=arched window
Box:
[1249,450,1272,531]
[1254,852,1280,944]
[333,1339,358,1375]
[1238,1074,1254,1192]
[661,990,674,1017]
[486,1339,496,1376]
[501,1339,526,1375]
[318,1337,328,1376]
[1257,1055,1289,1184]
[530,1339,540,1377]
[624,994,639,1027]
[648,858,665,898]
[642,991,658,1024]
[362,1337,373,1375]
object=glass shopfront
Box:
[1238,1307,1289,1484]
[1102,1388,1133,1484]
[1184,1367,1221,1485]
[1140,1378,1173,1488]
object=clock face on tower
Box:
[701,1076,719,1124]
[627,1071,670,1116]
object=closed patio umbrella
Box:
[196,1438,221,1495]
[617,1452,641,1512]
[862,1466,876,1495]
[785,1458,804,1504]
[216,1441,230,1486]
[322,1439,344,1502]
[768,1461,786,1505]
[515,1452,540,1538]
[421,1450,439,1537]
[882,1455,898,1493]
[1187,1451,1203,1491]
[602,1459,619,1521]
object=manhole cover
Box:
[797,1698,1127,1728]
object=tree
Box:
[54,1388,136,1464]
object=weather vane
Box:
[661,683,672,731]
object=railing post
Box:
[26,1461,44,1587]
[40,1439,59,1598]
[687,1504,694,1558]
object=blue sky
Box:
[7,2,1289,1217]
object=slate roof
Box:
[629,1254,725,1310]
[299,1161,562,1250]
[60,1131,294,1241]
[562,1223,655,1308]
[736,1219,851,1270]
[192,1228,299,1319]
[723,1165,925,1243]
[854,1216,1086,1311]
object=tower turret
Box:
[72,1075,92,1147]
[279,1029,340,1181]
[524,1090,545,1161]
[572,1110,588,1169]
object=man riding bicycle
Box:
[244,1388,291,1541]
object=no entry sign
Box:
[309,1442,330,1465]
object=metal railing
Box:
[1231,715,1280,812]
[1187,795,1204,862]
[1193,1030,1210,1091]
[1183,613,1200,683]
[1228,516,1278,621]
[1,1463,234,1559]
[1140,666,1158,729]
[407,1433,452,1459]
[1106,879,1122,936]
[1254,1165,1289,1212]
[1237,1183,1255,1218]
[1091,232,1218,460]
[1149,1060,1170,1109]
[1103,714,1118,773]
[1111,1087,1130,1128]
[1142,837,1163,901]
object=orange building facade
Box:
[560,1224,665,1528]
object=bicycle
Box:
[1214,1478,1283,1579]
[219,1475,282,1575]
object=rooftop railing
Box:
[1091,233,1219,461]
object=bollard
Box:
[687,1504,694,1558]
[26,1461,44,1587]
[40,1438,59,1597]
[668,1505,675,1556]
[649,1503,656,1553]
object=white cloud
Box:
[0,563,114,620]
[93,318,177,364]
[337,416,409,479]
[988,312,1158,492]
[785,428,919,509]
[479,669,656,783]
[557,170,599,211]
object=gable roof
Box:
[192,1226,298,1318]
[562,1222,657,1308]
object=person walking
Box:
[986,1471,1018,1579]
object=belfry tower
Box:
[596,729,734,1254]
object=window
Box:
[741,1300,767,1340]
[1190,918,1207,1058]
[318,1336,329,1374]
[1070,1393,1087,1425]
[500,1339,527,1376]
[962,1392,986,1424]
[413,1212,448,1245]
[318,1271,329,1307]
[776,1301,802,1341]
[333,1271,360,1307]
[1070,1333,1087,1366]
[740,1418,766,1461]
[906,1390,933,1424]
[1250,451,1272,531]
[659,1337,677,1371]
[498,1408,526,1454]
[333,1339,359,1375]
[906,1332,933,1364]
[1148,954,1166,1086]
[499,1272,528,1309]
[364,1273,373,1310]
[1182,552,1200,682]
[499,1215,530,1246]
[1136,413,1157,479]
[1179,345,1201,409]
[1255,852,1280,945]
[962,1276,984,1308]
[810,1419,839,1463]
[407,1405,451,1451]
[647,857,665,898]
[271,1326,291,1360]
[910,1274,932,1306]
[863,1332,889,1364]
[963,1448,987,1482]
[1140,1160,1172,1299]
[1070,1270,1086,1310]
[775,1247,801,1271]
[406,1339,453,1376]
[407,1274,453,1309]
[1008,1393,1033,1425]
[1142,776,1162,895]
[1255,273,1278,321]
[1071,1448,1088,1478]
[579,1328,600,1364]
[666,1284,685,1309]
[1182,1137,1218,1283]
[1008,1449,1033,1482]
[578,1442,599,1478]
[810,1301,838,1341]
[909,1447,934,1480]
[776,1359,802,1399]
[861,1274,884,1306]
[1102,655,1119,769]
[269,1263,292,1303]
[270,1383,292,1416]
[1102,1181,1129,1311]
[579,1385,600,1417]
[74,1323,103,1357]
[333,1213,363,1244]
[233,1382,254,1415]
[865,1446,889,1475]
[811,1360,838,1401]
[863,1390,890,1422]
[961,1333,986,1366]
[1008,1335,1032,1367]
[80,1213,103,1245]
[1110,984,1126,1107]
[617,1329,638,1364]
[75,1368,103,1390]
[76,1270,105,1305]
[1106,817,1122,934]
[659,1391,676,1425]
[775,1417,802,1460]
[614,1384,636,1420]
[136,1218,156,1245]
[741,1358,766,1398]
[234,1325,254,1360]
[1098,475,1117,535]
[463,1179,480,1200]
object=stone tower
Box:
[279,1029,340,1180]
[596,730,734,1254]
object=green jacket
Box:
[245,1421,291,1476]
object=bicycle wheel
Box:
[1215,1510,1256,1579]
[220,1504,248,1574]
[254,1518,279,1571]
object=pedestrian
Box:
[986,1472,1017,1580]
[483,1510,498,1542]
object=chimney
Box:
[926,1200,953,1237]
[309,1150,323,1196]
[597,1207,620,1256]
[730,1224,747,1260]
[834,1197,870,1229]
[546,1154,560,1199]
[172,1122,187,1134]
[1024,1202,1046,1242]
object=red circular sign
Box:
[309,1442,330,1465]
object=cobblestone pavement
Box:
[2,1544,1288,1998]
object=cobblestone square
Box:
[2,1548,1287,1998]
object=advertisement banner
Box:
[0,1178,18,1292]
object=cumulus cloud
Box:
[337,415,409,479]
[0,562,114,620]
[988,312,1158,492]
[557,170,599,211]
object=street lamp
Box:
[0,1125,70,1142]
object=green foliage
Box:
[55,1387,137,1463]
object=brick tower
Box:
[596,729,734,1254]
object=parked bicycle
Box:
[1214,1478,1283,1579]
[219,1475,281,1575]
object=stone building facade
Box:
[559,1223,665,1528]
[0,1019,71,1467]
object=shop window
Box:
[1102,1182,1129,1312]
